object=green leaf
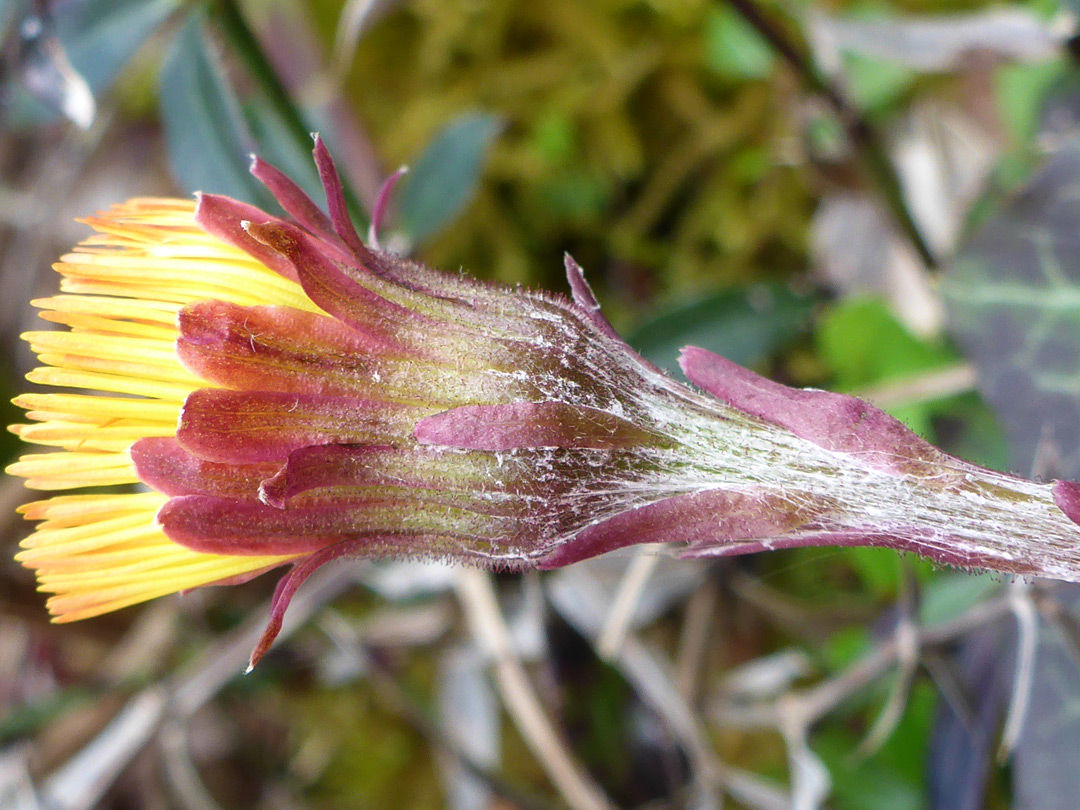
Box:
[821,626,872,671]
[58,0,179,93]
[627,282,814,375]
[995,59,1066,146]
[531,110,576,164]
[397,113,501,245]
[843,52,915,114]
[943,144,1080,478]
[811,691,932,810]
[816,298,959,437]
[919,572,1000,626]
[704,6,775,81]
[536,171,610,222]
[818,299,956,389]
[158,12,270,205]
[844,547,901,597]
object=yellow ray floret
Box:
[17,493,298,621]
[8,198,310,620]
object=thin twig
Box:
[158,720,226,810]
[804,592,1011,723]
[40,689,168,810]
[170,563,366,717]
[454,568,618,810]
[920,648,975,730]
[357,644,561,810]
[331,0,381,80]
[34,563,366,810]
[674,579,718,700]
[713,592,1012,730]
[724,0,937,269]
[729,571,876,642]
[597,545,664,660]
[853,563,919,758]
[853,613,917,758]
[713,588,1013,809]
[998,579,1037,762]
[548,568,723,808]
[856,364,977,411]
[778,701,830,810]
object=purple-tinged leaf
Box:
[258,444,523,508]
[1054,480,1080,526]
[249,154,341,249]
[539,488,801,568]
[312,133,367,256]
[130,437,279,499]
[368,166,409,249]
[258,444,394,507]
[159,496,417,555]
[415,401,667,451]
[177,389,431,463]
[158,494,524,560]
[1014,590,1080,810]
[258,443,648,511]
[176,300,543,407]
[177,300,387,395]
[194,193,299,282]
[563,254,623,344]
[944,145,1080,478]
[926,625,1013,810]
[678,346,960,479]
[247,538,368,671]
[243,219,442,356]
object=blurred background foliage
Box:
[2,0,1080,808]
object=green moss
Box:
[328,0,812,302]
[290,681,442,809]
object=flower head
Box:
[12,138,1080,668]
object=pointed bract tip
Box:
[246,622,280,672]
[563,253,631,346]
[240,219,299,254]
[369,165,411,249]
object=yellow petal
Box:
[10,198,315,621]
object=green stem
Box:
[725,0,937,270]
[208,0,366,218]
